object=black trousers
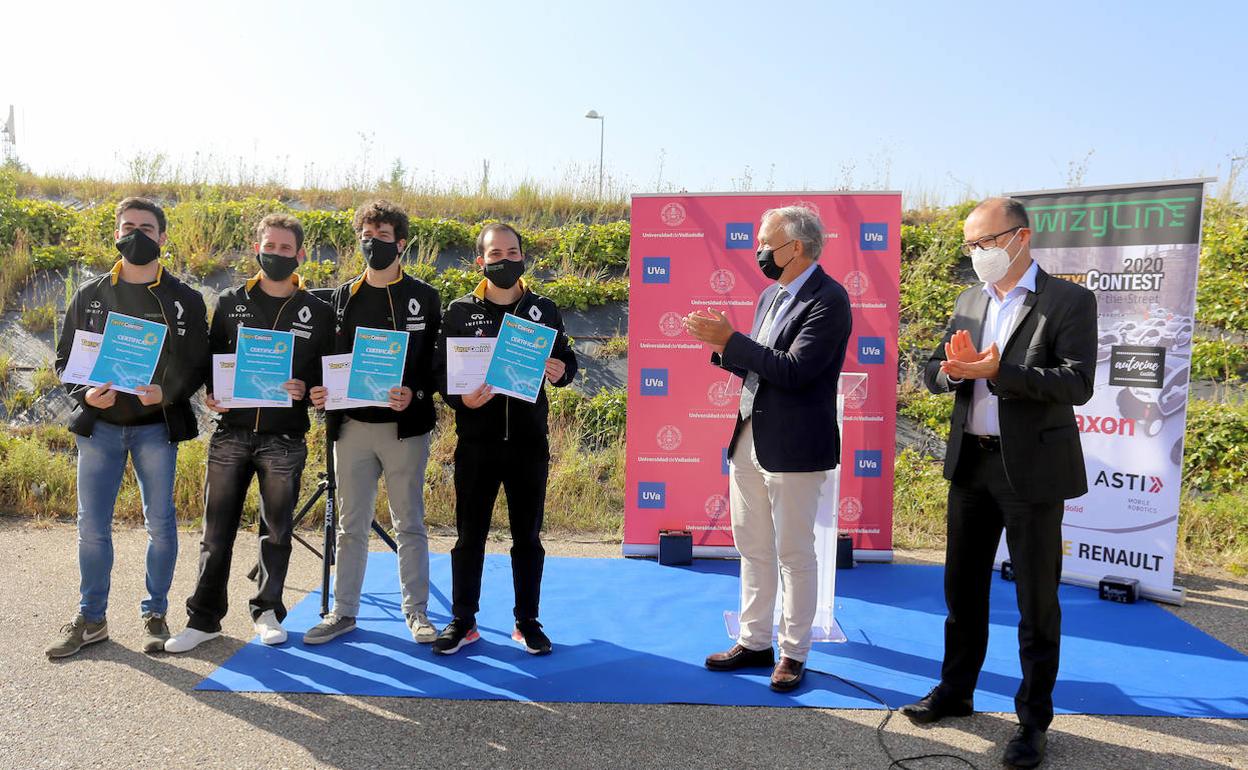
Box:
[940,436,1064,730]
[186,427,307,632]
[450,437,549,623]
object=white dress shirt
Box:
[964,260,1039,437]
[766,261,817,345]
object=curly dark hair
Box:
[353,199,410,242]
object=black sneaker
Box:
[431,618,479,655]
[512,618,552,655]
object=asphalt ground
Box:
[1,517,1244,770]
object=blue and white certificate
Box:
[86,311,167,395]
[484,313,557,403]
[347,326,409,405]
[232,326,294,406]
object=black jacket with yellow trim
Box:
[434,279,578,444]
[325,270,442,441]
[209,273,334,436]
[54,261,209,442]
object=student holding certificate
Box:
[431,223,577,656]
[306,201,442,645]
[165,214,333,653]
[47,198,208,658]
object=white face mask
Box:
[970,229,1023,285]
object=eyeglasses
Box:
[960,226,1022,257]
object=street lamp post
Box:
[585,109,604,198]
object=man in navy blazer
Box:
[685,205,852,692]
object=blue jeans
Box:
[75,421,179,622]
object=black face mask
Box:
[115,229,162,266]
[483,258,525,290]
[361,238,400,270]
[756,240,795,281]
[258,252,299,282]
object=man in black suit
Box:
[902,197,1097,768]
[685,205,852,693]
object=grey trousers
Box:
[332,418,431,618]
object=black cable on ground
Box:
[806,666,981,770]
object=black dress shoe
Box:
[705,643,775,671]
[899,687,974,724]
[1003,725,1047,768]
[769,657,805,692]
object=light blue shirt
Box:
[965,260,1039,436]
[764,261,817,345]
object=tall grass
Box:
[13,165,630,228]
[0,235,34,311]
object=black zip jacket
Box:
[208,273,334,436]
[325,270,442,441]
[434,279,578,443]
[54,261,209,442]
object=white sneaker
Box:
[164,627,221,653]
[254,610,288,645]
[407,611,437,644]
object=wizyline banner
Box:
[1001,179,1212,604]
[623,192,901,559]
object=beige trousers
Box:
[729,420,827,662]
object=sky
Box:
[2,0,1246,203]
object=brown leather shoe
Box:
[770,656,805,692]
[705,644,775,671]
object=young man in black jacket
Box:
[47,197,209,658]
[165,213,334,652]
[431,222,577,656]
[306,200,442,645]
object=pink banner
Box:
[624,192,901,553]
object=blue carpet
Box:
[196,553,1248,717]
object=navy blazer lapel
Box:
[750,283,780,340]
[768,266,824,346]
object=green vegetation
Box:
[593,335,630,359]
[1197,198,1248,332]
[0,389,628,535]
[19,302,56,333]
[1182,399,1248,495]
[2,167,1247,572]
[891,448,949,550]
[1190,337,1248,381]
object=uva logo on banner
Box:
[705,494,729,521]
[857,336,885,365]
[659,312,685,338]
[839,496,863,524]
[707,380,736,407]
[709,269,736,294]
[844,270,869,298]
[637,482,666,509]
[660,202,687,227]
[643,257,671,284]
[1094,470,1164,494]
[725,222,754,250]
[640,368,669,396]
[854,450,883,477]
[860,223,888,251]
[843,375,869,411]
[656,425,682,451]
